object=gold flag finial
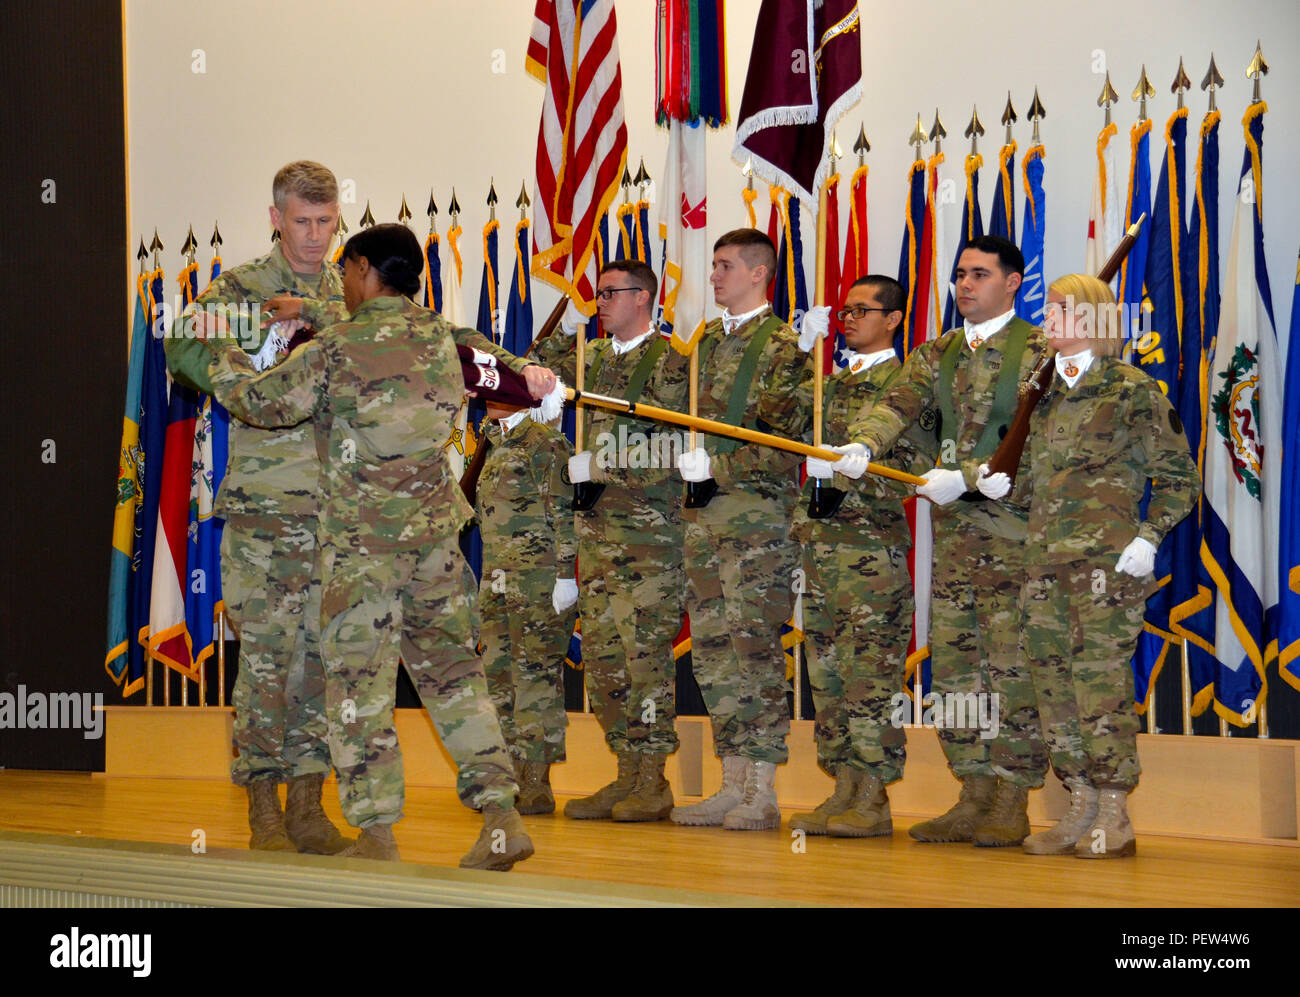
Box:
[1098,71,1120,126]
[620,164,632,204]
[359,201,376,228]
[1001,91,1018,144]
[209,222,222,251]
[633,157,650,196]
[181,225,197,263]
[928,108,947,155]
[136,237,148,274]
[1246,41,1268,104]
[448,188,461,219]
[397,195,412,226]
[1132,65,1156,122]
[486,178,498,222]
[908,112,927,162]
[149,228,164,267]
[853,123,870,166]
[829,130,843,165]
[516,182,531,223]
[964,105,985,157]
[426,191,437,235]
[1201,53,1225,112]
[742,155,754,190]
[1026,88,1046,144]
[1171,57,1192,109]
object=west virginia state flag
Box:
[1279,245,1300,693]
[1200,103,1282,726]
[1014,143,1046,325]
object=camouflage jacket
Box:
[787,356,933,547]
[533,330,689,547]
[163,245,346,520]
[686,308,807,530]
[848,317,1046,540]
[477,415,576,590]
[206,295,477,552]
[1024,355,1199,561]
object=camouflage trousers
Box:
[683,519,797,764]
[221,516,331,786]
[928,522,1047,788]
[802,541,911,784]
[578,539,684,756]
[318,536,516,828]
[1021,557,1148,790]
[479,568,574,764]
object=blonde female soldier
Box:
[975,274,1199,858]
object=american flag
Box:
[527,0,627,315]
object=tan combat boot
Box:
[671,754,749,826]
[246,781,296,852]
[972,779,1031,847]
[611,754,675,821]
[517,762,556,816]
[563,751,638,819]
[459,807,535,871]
[789,768,861,835]
[723,760,780,831]
[1075,787,1136,858]
[908,774,997,842]
[284,773,352,854]
[827,772,892,838]
[1023,780,1099,855]
[338,824,400,861]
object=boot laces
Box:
[1096,790,1125,823]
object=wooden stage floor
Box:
[1,770,1295,907]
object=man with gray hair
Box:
[166,160,352,854]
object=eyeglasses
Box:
[835,305,893,321]
[594,286,642,301]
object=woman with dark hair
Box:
[197,222,538,871]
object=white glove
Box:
[560,299,586,337]
[797,305,832,352]
[916,467,967,506]
[551,577,579,614]
[1115,537,1157,577]
[568,451,593,484]
[806,456,834,480]
[828,442,871,480]
[676,447,712,482]
[975,462,1011,500]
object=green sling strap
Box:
[936,319,1028,462]
[583,334,669,443]
[695,313,782,456]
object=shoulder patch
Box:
[918,405,939,433]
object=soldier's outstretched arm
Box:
[205,335,328,429]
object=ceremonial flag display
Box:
[659,118,710,353]
[771,188,809,326]
[841,158,869,304]
[1279,245,1300,693]
[989,137,1016,242]
[424,226,442,314]
[896,158,928,356]
[943,148,984,330]
[1085,121,1123,281]
[1014,142,1046,324]
[1199,103,1282,726]
[817,171,846,372]
[528,0,628,314]
[1118,118,1153,339]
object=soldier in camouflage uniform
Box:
[847,235,1049,846]
[200,223,552,871]
[166,161,351,855]
[672,230,808,831]
[533,260,690,822]
[476,398,578,815]
[780,276,932,838]
[977,274,1198,858]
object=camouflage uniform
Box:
[1020,356,1199,789]
[205,295,532,828]
[477,415,576,764]
[683,309,807,764]
[849,317,1050,788]
[784,354,931,783]
[164,244,345,787]
[532,331,689,755]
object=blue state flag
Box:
[988,141,1016,242]
[1014,143,1046,324]
[1118,120,1153,341]
[424,231,442,313]
[895,160,927,357]
[1279,244,1300,694]
[943,153,984,330]
[772,192,808,328]
[504,221,535,357]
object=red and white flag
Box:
[527,0,627,315]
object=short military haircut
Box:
[713,228,777,279]
[273,160,339,209]
[963,234,1024,277]
[602,259,658,301]
[342,223,424,299]
[850,274,906,316]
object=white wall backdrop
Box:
[126,0,1299,352]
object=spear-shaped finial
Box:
[149,228,164,268]
[1132,65,1155,122]
[619,164,632,204]
[1171,57,1192,110]
[136,237,148,274]
[426,191,437,235]
[1202,53,1225,112]
[209,222,222,252]
[742,156,754,191]
[1246,41,1268,104]
[1026,87,1046,144]
[181,225,198,263]
[486,178,498,222]
[965,106,984,157]
[829,130,843,167]
[359,201,376,228]
[516,182,530,223]
[908,112,927,162]
[337,213,349,237]
[853,124,870,167]
[398,195,412,226]
[633,157,650,197]
[928,109,947,155]
[1001,91,1018,144]
[449,188,461,220]
[1098,71,1120,127]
